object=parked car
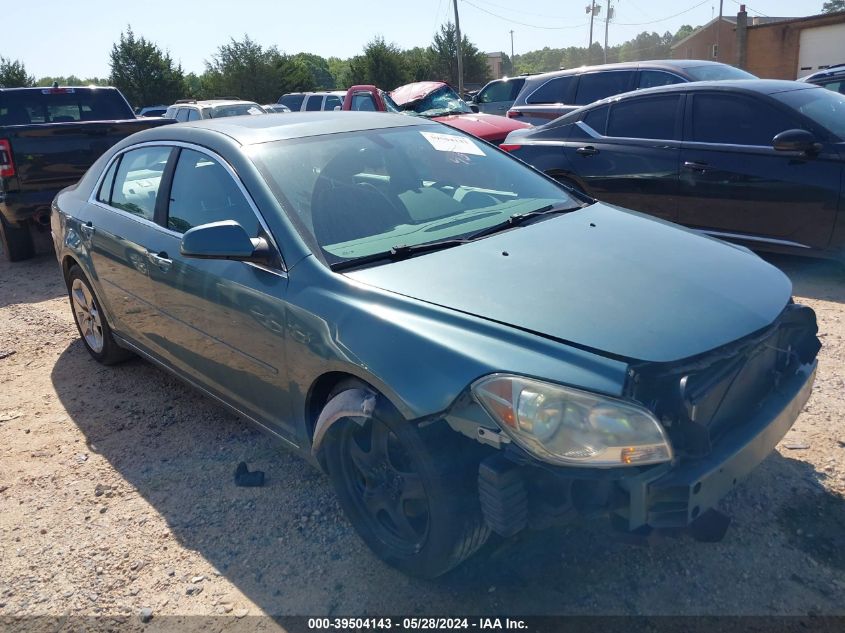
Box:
[344,82,531,145]
[163,99,266,122]
[799,63,845,94]
[506,60,757,125]
[52,111,819,578]
[0,85,173,261]
[277,91,346,112]
[502,80,845,261]
[262,104,292,113]
[471,76,528,115]
[136,105,168,117]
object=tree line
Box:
[3,22,706,107]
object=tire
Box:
[66,265,132,365]
[0,215,35,262]
[322,380,490,578]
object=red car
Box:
[342,82,531,144]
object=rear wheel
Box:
[0,215,34,262]
[66,265,132,365]
[322,380,490,578]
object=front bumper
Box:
[620,360,816,530]
[478,361,817,535]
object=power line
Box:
[467,0,593,21]
[728,0,770,18]
[461,0,588,30]
[612,0,710,26]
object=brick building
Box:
[671,7,845,79]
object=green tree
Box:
[822,0,845,12]
[109,26,185,107]
[293,53,335,89]
[429,23,490,87]
[0,56,34,88]
[36,75,111,87]
[349,37,407,88]
[204,36,315,103]
[327,56,352,89]
[401,47,434,82]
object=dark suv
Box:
[506,60,756,125]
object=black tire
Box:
[0,215,35,262]
[66,265,132,365]
[322,379,490,578]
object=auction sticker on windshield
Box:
[420,131,485,156]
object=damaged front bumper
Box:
[476,360,817,538]
[618,360,816,531]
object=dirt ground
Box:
[1,251,844,623]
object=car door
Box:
[143,146,294,436]
[678,91,841,250]
[560,94,683,221]
[83,145,175,350]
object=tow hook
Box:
[689,508,732,543]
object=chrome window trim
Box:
[88,140,287,272]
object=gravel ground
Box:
[0,252,843,623]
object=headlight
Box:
[472,374,672,467]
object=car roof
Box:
[521,59,734,84]
[605,79,821,99]
[129,111,438,146]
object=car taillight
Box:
[499,144,521,152]
[507,111,522,118]
[0,139,15,178]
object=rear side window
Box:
[574,71,635,105]
[818,79,845,95]
[582,105,609,135]
[526,76,574,104]
[279,94,305,110]
[691,94,798,145]
[324,95,343,110]
[109,146,172,221]
[96,157,120,204]
[638,70,685,89]
[305,96,323,111]
[167,149,260,235]
[607,95,680,140]
[174,108,190,122]
[186,109,200,121]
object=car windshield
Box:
[684,65,757,81]
[403,86,473,117]
[210,103,265,118]
[774,87,845,140]
[249,125,580,267]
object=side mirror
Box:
[469,103,480,113]
[180,220,271,262]
[772,129,822,154]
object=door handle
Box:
[576,146,599,156]
[80,221,95,237]
[146,250,172,272]
[683,161,708,172]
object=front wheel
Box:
[66,265,132,365]
[322,384,490,577]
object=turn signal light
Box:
[0,139,15,178]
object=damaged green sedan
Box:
[51,112,820,577]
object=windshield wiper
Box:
[465,204,580,240]
[329,238,468,272]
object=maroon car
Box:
[342,82,531,144]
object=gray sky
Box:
[4,0,821,79]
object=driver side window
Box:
[166,149,261,236]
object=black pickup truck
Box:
[0,86,174,261]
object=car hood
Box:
[344,203,792,363]
[433,112,531,141]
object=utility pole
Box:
[715,0,723,60]
[603,0,614,64]
[509,29,514,63]
[587,1,596,64]
[453,0,464,98]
